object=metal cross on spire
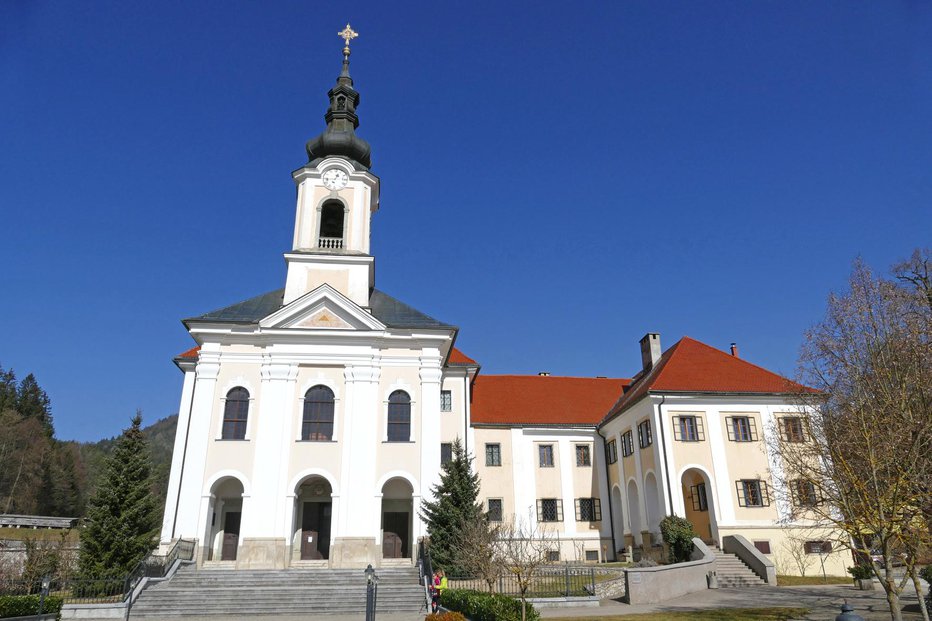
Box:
[338,23,358,55]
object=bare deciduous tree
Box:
[454,513,502,592]
[494,512,555,621]
[771,250,932,621]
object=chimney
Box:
[538,372,550,377]
[639,333,662,372]
[730,343,739,358]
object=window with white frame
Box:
[485,443,502,466]
[538,444,554,467]
[222,387,249,440]
[302,385,335,441]
[387,390,411,442]
[575,444,591,467]
[440,390,452,412]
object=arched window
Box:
[387,390,411,442]
[222,387,249,440]
[302,385,335,441]
[319,201,345,248]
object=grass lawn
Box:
[547,607,810,620]
[0,527,78,542]
[777,574,851,586]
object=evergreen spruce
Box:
[78,412,159,577]
[16,373,53,437]
[419,438,482,574]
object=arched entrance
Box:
[682,468,717,543]
[381,478,413,560]
[644,472,662,534]
[205,477,245,562]
[610,485,624,558]
[626,479,642,545]
[293,476,333,560]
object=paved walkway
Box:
[538,583,927,620]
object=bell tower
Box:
[284,24,380,307]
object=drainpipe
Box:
[656,395,675,516]
[598,428,618,561]
[171,371,197,539]
[463,374,469,455]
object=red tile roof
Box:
[604,336,815,422]
[177,346,200,359]
[472,375,629,426]
[448,347,478,366]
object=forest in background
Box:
[0,364,178,519]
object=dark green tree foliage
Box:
[78,412,159,578]
[659,515,698,563]
[420,438,482,574]
[16,373,53,437]
[0,365,17,412]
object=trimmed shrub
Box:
[847,564,873,580]
[0,594,64,620]
[632,558,658,568]
[441,588,539,621]
[425,612,467,621]
[659,515,698,563]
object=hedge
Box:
[920,566,932,611]
[0,594,64,620]
[424,612,467,621]
[440,588,539,621]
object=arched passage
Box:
[205,477,245,562]
[381,477,413,560]
[626,479,642,545]
[611,485,624,558]
[644,472,662,534]
[292,475,333,561]
[681,468,717,543]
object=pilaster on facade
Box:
[704,404,736,525]
[630,423,648,533]
[651,401,674,518]
[338,363,381,536]
[176,359,220,539]
[557,438,576,536]
[161,367,196,542]
[418,357,443,505]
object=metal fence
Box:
[447,566,596,598]
[0,538,197,605]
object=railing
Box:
[447,566,596,598]
[123,538,197,600]
[1,577,125,605]
[417,539,434,611]
[318,237,344,249]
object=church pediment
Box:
[258,284,385,331]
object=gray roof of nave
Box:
[185,288,454,330]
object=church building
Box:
[159,29,848,576]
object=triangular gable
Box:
[259,284,385,331]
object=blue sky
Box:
[1,1,930,441]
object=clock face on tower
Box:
[322,169,349,191]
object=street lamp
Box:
[364,564,379,621]
[39,575,51,615]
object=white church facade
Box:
[159,32,848,576]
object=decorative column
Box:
[240,360,297,569]
[417,353,443,544]
[175,354,220,541]
[160,367,196,543]
[334,361,380,567]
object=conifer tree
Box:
[419,438,482,574]
[78,412,159,577]
[16,373,53,437]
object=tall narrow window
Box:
[485,443,501,467]
[222,387,249,440]
[302,385,335,441]
[780,417,808,442]
[791,479,821,507]
[538,444,554,467]
[319,201,345,249]
[487,498,503,522]
[690,482,709,512]
[575,444,591,467]
[440,442,453,465]
[621,431,634,457]
[387,390,411,442]
[638,420,653,448]
[440,390,452,412]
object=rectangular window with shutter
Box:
[638,420,653,448]
[690,483,709,512]
[575,498,602,521]
[780,417,808,442]
[537,498,562,522]
[791,479,821,507]
[606,440,618,464]
[725,416,758,442]
[736,479,771,507]
[673,415,704,442]
[621,431,634,457]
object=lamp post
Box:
[39,575,51,616]
[835,602,864,621]
[364,564,379,621]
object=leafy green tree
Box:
[78,412,159,577]
[420,438,482,574]
[659,515,698,563]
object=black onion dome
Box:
[306,48,372,170]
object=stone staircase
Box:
[710,546,767,588]
[129,565,426,619]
